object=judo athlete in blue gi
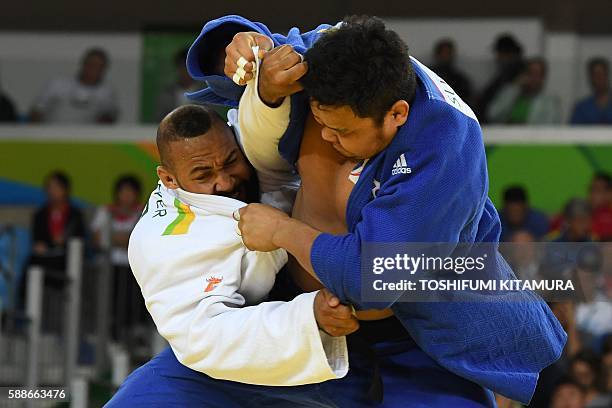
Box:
[107,15,566,407]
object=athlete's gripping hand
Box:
[257,45,308,107]
[224,32,274,85]
[314,288,359,337]
[236,203,287,252]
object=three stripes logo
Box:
[391,153,412,175]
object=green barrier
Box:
[487,145,612,213]
[1,139,610,212]
[0,141,159,205]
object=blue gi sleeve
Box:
[310,103,488,305]
[310,104,567,403]
[185,15,331,107]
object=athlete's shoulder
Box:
[410,57,478,123]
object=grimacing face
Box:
[157,124,253,201]
[309,100,408,161]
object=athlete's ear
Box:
[388,100,409,127]
[157,165,179,190]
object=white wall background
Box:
[384,18,544,91]
[0,32,141,123]
[0,23,610,124]
[384,19,612,123]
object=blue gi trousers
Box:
[106,318,496,408]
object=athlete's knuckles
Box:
[232,32,247,42]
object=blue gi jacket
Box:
[186,15,566,404]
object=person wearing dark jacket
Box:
[31,171,85,269]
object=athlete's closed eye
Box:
[224,151,237,167]
[190,166,213,182]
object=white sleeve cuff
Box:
[299,291,349,380]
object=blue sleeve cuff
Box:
[310,233,360,305]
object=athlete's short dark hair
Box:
[301,16,416,124]
[157,104,224,167]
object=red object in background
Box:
[549,205,612,240]
[48,204,69,243]
[592,205,612,240]
[549,213,564,234]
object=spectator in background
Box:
[500,185,549,240]
[31,171,85,270]
[552,198,594,242]
[571,57,612,125]
[589,172,612,240]
[30,48,118,124]
[154,48,199,122]
[549,377,586,408]
[430,39,473,104]
[0,70,18,122]
[529,302,582,408]
[602,335,612,393]
[569,350,610,407]
[506,230,541,280]
[487,57,561,124]
[476,33,525,122]
[91,175,149,343]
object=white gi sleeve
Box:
[129,216,348,386]
[231,47,300,212]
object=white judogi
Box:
[129,182,348,386]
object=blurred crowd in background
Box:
[0,33,611,125]
[0,28,611,408]
[498,173,612,407]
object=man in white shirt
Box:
[107,104,356,407]
[30,48,118,124]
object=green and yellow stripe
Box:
[162,198,195,235]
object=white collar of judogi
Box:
[171,186,246,218]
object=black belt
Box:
[347,316,412,404]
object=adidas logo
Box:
[391,153,412,175]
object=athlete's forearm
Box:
[273,217,322,283]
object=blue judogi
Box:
[106,15,566,407]
[108,331,496,408]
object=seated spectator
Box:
[589,172,612,240]
[487,57,561,124]
[91,175,149,343]
[602,335,612,393]
[574,262,612,346]
[506,230,540,280]
[550,173,612,239]
[430,39,473,104]
[528,302,581,407]
[26,171,85,334]
[154,48,200,122]
[571,57,612,125]
[569,350,610,407]
[0,72,17,122]
[551,198,594,242]
[500,185,549,240]
[30,48,118,124]
[31,171,85,270]
[476,33,525,122]
[549,377,586,408]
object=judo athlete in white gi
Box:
[107,104,359,407]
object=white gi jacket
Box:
[129,181,348,385]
